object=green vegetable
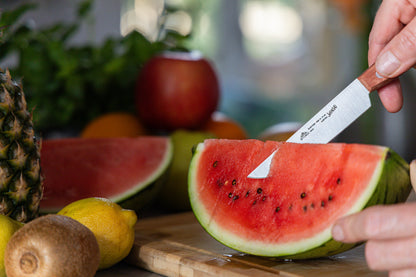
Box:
[0,1,189,134]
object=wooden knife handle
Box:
[357,64,395,92]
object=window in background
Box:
[239,1,304,63]
[120,0,192,41]
[198,0,368,138]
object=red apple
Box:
[135,51,220,131]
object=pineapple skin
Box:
[0,69,42,223]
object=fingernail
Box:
[332,225,344,241]
[376,51,401,77]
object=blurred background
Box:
[0,0,415,161]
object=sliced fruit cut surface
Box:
[189,139,410,258]
[40,137,172,213]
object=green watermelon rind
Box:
[189,143,411,259]
[114,138,173,209]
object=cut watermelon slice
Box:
[40,137,172,213]
[189,139,411,258]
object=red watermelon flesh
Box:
[40,137,172,213]
[189,139,411,258]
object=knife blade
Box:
[247,64,394,179]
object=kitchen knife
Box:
[247,64,394,179]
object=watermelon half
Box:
[40,137,172,213]
[189,139,411,259]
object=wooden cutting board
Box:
[126,212,387,277]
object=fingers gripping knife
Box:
[248,64,395,179]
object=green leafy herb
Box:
[0,1,189,134]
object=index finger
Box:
[368,0,416,64]
[332,202,416,243]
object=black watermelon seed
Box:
[262,196,266,201]
[300,192,306,199]
[253,200,257,205]
[233,195,239,201]
[328,195,333,201]
[257,188,263,194]
[321,200,325,207]
[232,179,237,186]
[275,207,280,213]
[213,161,218,168]
[245,191,250,197]
[337,178,341,184]
[228,192,233,198]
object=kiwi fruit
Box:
[4,214,100,277]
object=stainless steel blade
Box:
[247,79,371,179]
[286,79,371,144]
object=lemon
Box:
[0,215,23,277]
[57,197,137,269]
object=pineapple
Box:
[0,68,42,223]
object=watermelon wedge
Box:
[189,139,411,258]
[40,137,172,213]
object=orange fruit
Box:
[81,112,147,138]
[200,112,248,139]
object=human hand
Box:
[332,160,416,276]
[368,0,416,113]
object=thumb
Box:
[375,19,416,78]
